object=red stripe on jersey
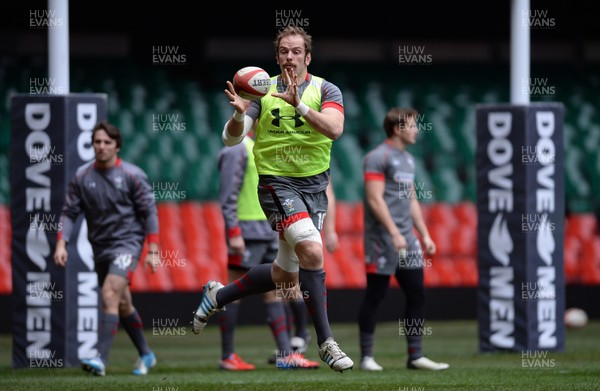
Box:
[322,101,344,114]
[227,226,242,238]
[364,172,385,181]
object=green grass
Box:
[1,320,599,390]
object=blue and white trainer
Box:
[318,337,354,372]
[132,351,157,375]
[81,356,106,376]
[192,281,225,334]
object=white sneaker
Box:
[407,356,449,371]
[132,351,157,375]
[360,356,383,371]
[191,281,225,334]
[318,337,354,372]
[291,335,311,354]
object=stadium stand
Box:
[1,57,599,293]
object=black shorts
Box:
[228,238,278,271]
[258,184,328,233]
[364,233,425,276]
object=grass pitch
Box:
[1,320,599,390]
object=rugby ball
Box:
[233,66,271,100]
[564,307,588,329]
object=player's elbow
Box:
[366,195,380,211]
[222,126,244,146]
[222,135,242,147]
[329,126,343,141]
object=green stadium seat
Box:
[341,88,362,135]
[564,147,591,200]
[161,154,186,184]
[0,155,8,204]
[463,165,477,202]
[427,113,456,154]
[331,135,364,185]
[586,152,600,197]
[413,157,435,203]
[115,109,136,139]
[431,167,464,203]
[0,111,9,156]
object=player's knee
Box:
[101,288,119,311]
[283,218,323,269]
[295,241,324,269]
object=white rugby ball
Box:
[233,66,271,100]
[564,307,588,329]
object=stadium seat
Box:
[563,234,581,284]
[141,203,183,292]
[423,266,442,287]
[453,256,478,287]
[332,136,364,202]
[0,245,11,294]
[428,225,453,256]
[419,203,431,223]
[453,202,477,228]
[163,205,199,292]
[564,148,592,212]
[427,203,459,231]
[580,236,600,284]
[350,232,365,261]
[335,202,355,235]
[201,202,228,283]
[431,256,462,287]
[351,203,364,233]
[567,213,598,242]
[323,249,346,289]
[463,165,477,202]
[431,168,464,203]
[129,245,150,292]
[186,204,225,286]
[334,235,367,288]
[141,256,174,292]
[0,155,9,205]
[450,226,477,257]
[427,112,456,155]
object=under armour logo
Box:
[271,108,304,128]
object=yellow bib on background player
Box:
[237,137,268,221]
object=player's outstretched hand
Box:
[225,81,250,112]
[271,68,300,107]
